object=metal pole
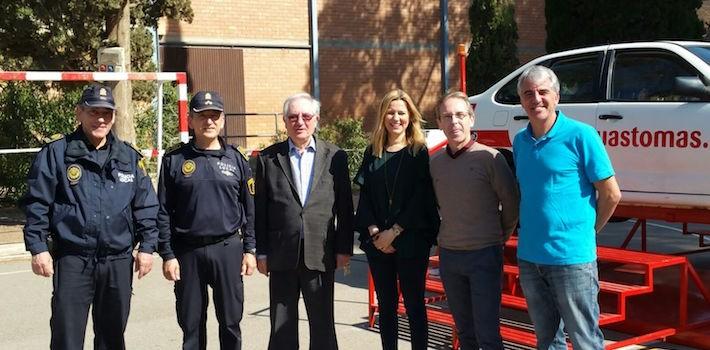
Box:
[309,0,320,100]
[157,81,164,175]
[440,0,449,94]
[154,27,165,175]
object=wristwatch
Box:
[245,248,257,255]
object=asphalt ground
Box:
[0,214,707,349]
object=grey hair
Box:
[517,65,560,95]
[282,92,321,117]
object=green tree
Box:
[0,1,192,202]
[467,0,519,95]
[0,1,192,72]
[546,0,705,53]
[0,83,82,202]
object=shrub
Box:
[317,117,369,181]
[0,83,80,203]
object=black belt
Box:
[175,231,239,247]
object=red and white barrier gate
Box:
[0,71,190,161]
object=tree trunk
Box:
[107,1,135,144]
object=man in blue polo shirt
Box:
[513,65,621,349]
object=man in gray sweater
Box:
[430,91,519,350]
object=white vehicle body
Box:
[448,41,710,209]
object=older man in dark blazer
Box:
[255,92,354,350]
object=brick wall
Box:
[159,0,310,149]
[159,0,548,144]
[242,48,310,149]
[515,0,547,64]
[161,0,309,43]
[317,0,471,127]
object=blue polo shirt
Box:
[513,111,614,265]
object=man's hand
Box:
[241,253,256,276]
[373,229,396,251]
[134,252,153,279]
[256,257,269,276]
[31,251,54,277]
[162,258,180,281]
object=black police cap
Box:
[78,84,115,110]
[190,91,225,112]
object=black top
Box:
[157,138,255,260]
[354,145,440,258]
[23,129,159,257]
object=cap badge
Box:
[182,159,196,176]
[205,100,213,105]
[99,88,107,96]
[67,164,82,184]
[205,93,212,100]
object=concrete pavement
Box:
[0,249,425,350]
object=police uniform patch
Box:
[247,178,255,195]
[182,159,196,176]
[67,164,82,184]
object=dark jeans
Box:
[439,245,504,350]
[174,235,244,350]
[51,254,133,350]
[367,252,429,350]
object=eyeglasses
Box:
[287,113,316,122]
[439,112,470,121]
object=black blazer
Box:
[254,138,354,272]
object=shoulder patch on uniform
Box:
[43,133,64,144]
[247,178,255,195]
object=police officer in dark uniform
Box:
[22,84,159,350]
[157,91,256,350]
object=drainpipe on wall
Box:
[440,0,449,94]
[309,0,320,100]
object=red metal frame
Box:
[367,237,708,348]
[457,44,467,93]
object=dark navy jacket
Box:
[23,129,159,256]
[157,138,255,260]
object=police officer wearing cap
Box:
[22,84,159,350]
[157,91,256,350]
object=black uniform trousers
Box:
[268,244,337,350]
[367,252,430,350]
[174,235,244,350]
[51,253,133,350]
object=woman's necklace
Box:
[384,147,405,209]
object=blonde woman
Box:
[354,89,440,350]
